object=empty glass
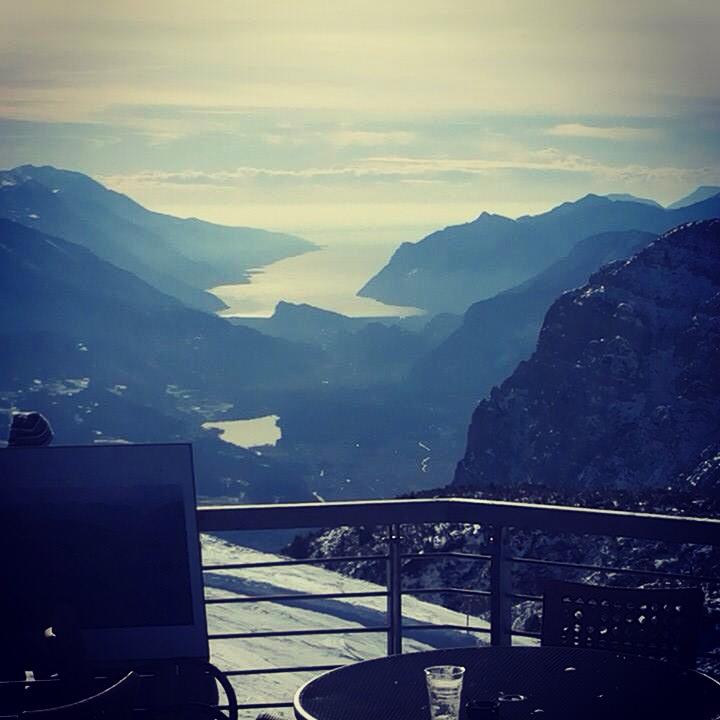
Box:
[424,665,466,720]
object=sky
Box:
[2,0,719,244]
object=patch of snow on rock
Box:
[47,378,90,397]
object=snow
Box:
[46,378,90,397]
[92,436,130,444]
[200,536,534,712]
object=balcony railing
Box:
[197,497,720,714]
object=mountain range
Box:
[408,229,657,410]
[359,191,720,313]
[3,167,719,506]
[454,219,720,490]
[668,186,720,210]
[0,218,321,500]
[289,221,720,665]
[0,165,315,312]
[3,168,719,670]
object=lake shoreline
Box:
[207,240,424,319]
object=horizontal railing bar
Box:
[198,498,718,691]
[402,623,491,634]
[234,702,294,710]
[509,556,720,583]
[198,498,720,545]
[404,587,491,598]
[205,590,388,604]
[224,664,343,676]
[401,551,492,562]
[510,592,543,602]
[512,629,542,639]
[209,626,388,640]
[202,554,385,571]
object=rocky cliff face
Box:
[409,229,656,414]
[455,220,720,491]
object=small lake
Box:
[202,415,282,448]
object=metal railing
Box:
[198,497,720,713]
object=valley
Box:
[2,166,719,514]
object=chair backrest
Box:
[20,671,138,719]
[541,580,704,666]
[0,443,209,667]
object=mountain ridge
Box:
[454,219,720,490]
[359,192,720,313]
[0,218,320,424]
[668,185,720,210]
[409,229,658,411]
[0,164,316,312]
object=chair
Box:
[1,444,238,719]
[17,663,237,720]
[138,660,238,720]
[541,579,704,666]
[19,671,138,719]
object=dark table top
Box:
[294,646,720,720]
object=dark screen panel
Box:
[1,482,194,633]
[0,444,208,666]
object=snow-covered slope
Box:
[201,535,527,712]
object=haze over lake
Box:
[210,239,424,318]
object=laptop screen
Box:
[0,443,208,666]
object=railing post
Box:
[386,523,403,655]
[489,525,512,646]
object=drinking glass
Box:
[424,665,466,720]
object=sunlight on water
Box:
[202,415,282,448]
[209,242,424,318]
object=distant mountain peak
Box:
[472,210,514,224]
[605,193,662,208]
[578,192,605,202]
[538,193,611,218]
[668,185,720,210]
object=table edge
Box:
[292,645,720,720]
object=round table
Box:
[294,646,720,720]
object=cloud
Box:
[99,150,716,190]
[546,123,662,141]
[2,1,719,124]
[328,130,416,147]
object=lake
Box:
[202,415,282,448]
[209,241,423,318]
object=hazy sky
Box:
[2,1,719,242]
